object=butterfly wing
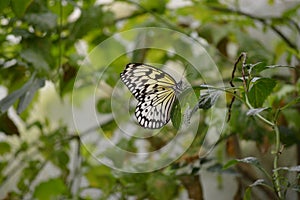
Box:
[120,63,178,129]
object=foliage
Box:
[0,0,299,199]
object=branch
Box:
[180,175,204,200]
[208,6,298,51]
[227,52,246,122]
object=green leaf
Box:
[0,76,34,113]
[140,0,167,13]
[282,4,300,18]
[0,141,11,155]
[248,77,276,108]
[33,178,67,200]
[60,63,78,96]
[85,165,116,194]
[0,113,20,136]
[170,98,181,130]
[243,187,252,200]
[279,125,299,147]
[0,161,8,174]
[223,159,238,169]
[235,31,273,64]
[251,62,295,74]
[0,0,10,13]
[171,88,198,130]
[17,78,45,114]
[97,99,112,113]
[280,96,300,111]
[11,0,33,18]
[118,173,148,196]
[0,74,45,114]
[52,150,69,170]
[247,62,264,74]
[207,163,224,173]
[223,157,261,169]
[146,173,178,200]
[69,5,105,42]
[20,48,50,71]
[24,12,57,31]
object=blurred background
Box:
[0,0,299,199]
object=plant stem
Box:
[234,52,283,199]
[273,125,282,199]
[245,97,283,199]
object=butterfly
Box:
[120,63,184,129]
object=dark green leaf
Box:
[24,12,57,31]
[85,166,116,194]
[171,98,181,130]
[146,173,178,200]
[17,78,45,114]
[0,76,34,113]
[207,163,237,174]
[251,62,295,74]
[292,185,300,192]
[0,113,20,136]
[116,173,149,198]
[0,161,8,174]
[97,99,112,113]
[223,157,261,170]
[235,31,274,64]
[0,0,10,13]
[117,138,137,152]
[20,48,50,71]
[53,150,69,170]
[69,5,105,42]
[279,125,300,147]
[248,77,276,108]
[15,142,29,155]
[33,178,67,200]
[171,88,198,130]
[0,141,11,155]
[101,120,117,135]
[140,0,167,13]
[60,63,78,96]
[11,0,33,18]
[247,62,264,74]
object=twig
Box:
[69,136,82,197]
[227,52,246,122]
[228,52,283,198]
[180,175,204,200]
[208,6,298,52]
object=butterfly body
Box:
[120,63,183,129]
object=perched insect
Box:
[120,63,184,129]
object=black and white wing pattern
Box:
[120,63,182,129]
